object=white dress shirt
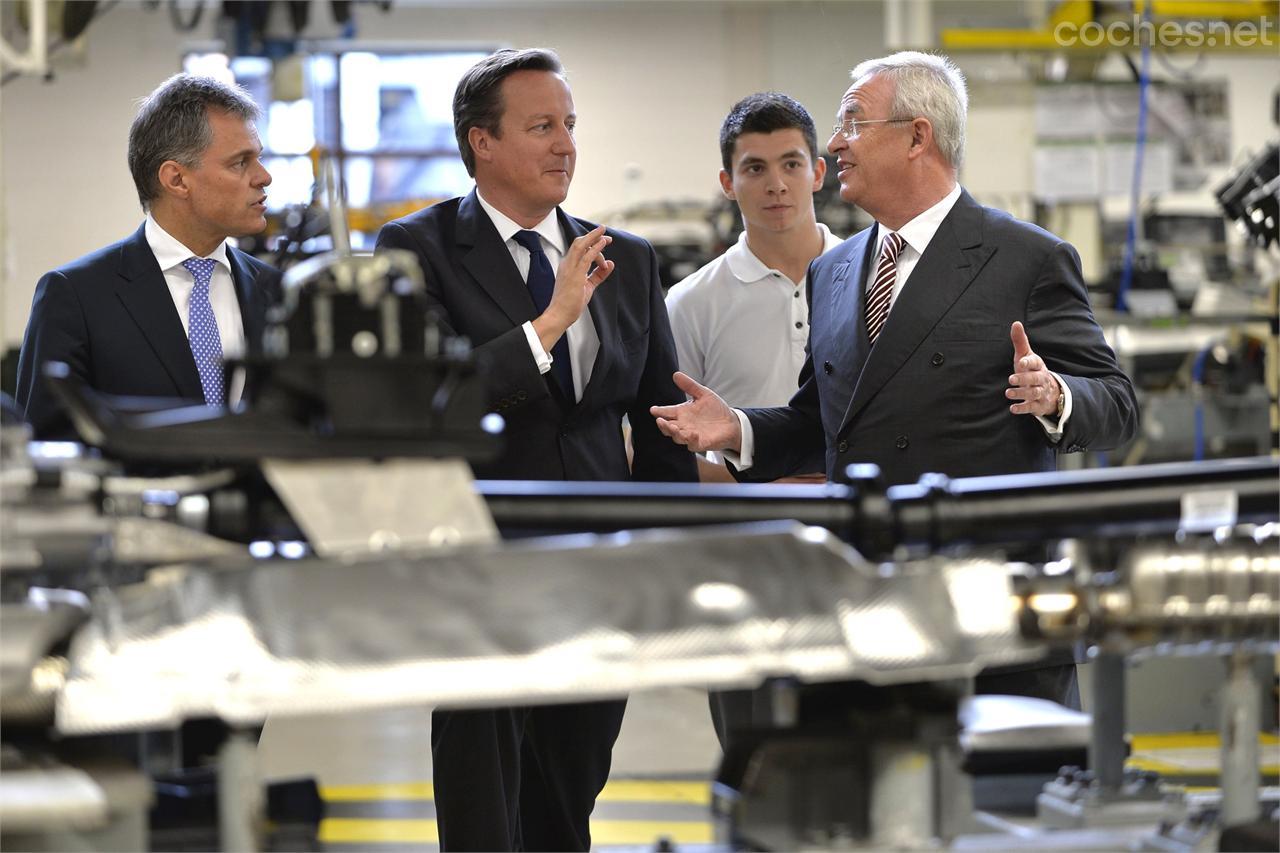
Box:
[730,184,1070,471]
[476,191,600,403]
[144,214,247,405]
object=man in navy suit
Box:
[16,73,280,439]
[652,52,1138,705]
[375,49,695,850]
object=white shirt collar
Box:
[144,213,231,272]
[875,183,962,258]
[475,189,565,254]
[725,223,841,284]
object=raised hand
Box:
[532,224,615,352]
[650,372,743,453]
[1006,320,1061,418]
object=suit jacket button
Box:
[823,361,834,375]
[895,435,909,450]
[931,352,944,366]
[837,439,849,453]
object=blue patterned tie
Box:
[181,257,226,406]
[513,230,573,398]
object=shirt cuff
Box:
[1035,371,1072,442]
[522,321,552,375]
[720,408,755,470]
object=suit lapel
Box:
[840,190,996,431]
[227,247,268,355]
[825,228,874,373]
[113,224,203,399]
[456,190,538,325]
[565,212,618,414]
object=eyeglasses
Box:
[831,117,914,140]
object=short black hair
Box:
[718,92,819,172]
[453,48,565,178]
[128,73,260,210]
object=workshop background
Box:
[3,1,1278,462]
[1,1,1277,851]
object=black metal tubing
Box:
[477,456,1280,558]
[886,455,1279,553]
[478,480,858,539]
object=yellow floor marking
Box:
[590,819,714,845]
[1127,731,1280,776]
[320,781,435,801]
[320,817,438,844]
[598,779,711,805]
[1127,756,1200,775]
[318,818,712,846]
[1130,732,1280,750]
[319,778,711,805]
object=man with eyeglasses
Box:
[651,51,1137,706]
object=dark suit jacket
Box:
[739,189,1138,486]
[15,223,282,439]
[376,190,696,484]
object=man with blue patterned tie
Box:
[16,73,281,439]
[376,48,695,851]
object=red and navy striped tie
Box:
[865,231,905,345]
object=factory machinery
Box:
[1,247,1278,852]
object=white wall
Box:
[3,0,1276,347]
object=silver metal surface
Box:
[0,764,108,831]
[2,439,242,575]
[958,695,1091,753]
[217,732,262,853]
[0,756,152,851]
[0,600,86,695]
[868,740,950,847]
[1219,651,1262,826]
[261,457,497,556]
[1027,534,1280,653]
[1123,538,1280,641]
[1036,779,1181,830]
[56,523,1043,734]
[278,249,426,316]
[111,517,244,564]
[0,656,67,723]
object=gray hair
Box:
[850,51,968,169]
[128,72,261,210]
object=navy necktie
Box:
[181,257,226,406]
[513,230,573,398]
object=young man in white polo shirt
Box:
[665,92,842,483]
[665,92,843,748]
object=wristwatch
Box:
[1054,378,1066,419]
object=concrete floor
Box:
[259,686,721,784]
[252,660,1264,850]
[257,687,723,850]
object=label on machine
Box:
[1180,489,1238,533]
